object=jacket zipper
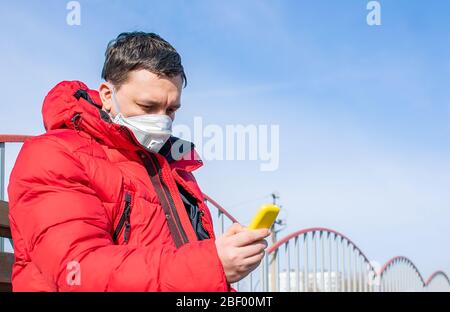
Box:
[113,192,132,244]
[71,113,82,131]
[120,125,189,247]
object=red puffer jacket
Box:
[7,80,232,292]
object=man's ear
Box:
[98,82,113,113]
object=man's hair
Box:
[101,31,187,88]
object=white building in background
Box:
[272,270,344,292]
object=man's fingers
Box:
[230,228,271,247]
[239,239,268,258]
[242,251,265,268]
[224,223,246,237]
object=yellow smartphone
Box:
[247,204,280,230]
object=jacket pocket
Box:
[112,192,132,244]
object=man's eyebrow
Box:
[136,100,180,108]
[136,100,160,106]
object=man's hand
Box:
[215,223,270,283]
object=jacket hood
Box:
[41,80,203,172]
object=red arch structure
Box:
[379,256,425,283]
[266,230,450,292]
[425,271,450,291]
[425,271,450,288]
[0,134,450,291]
[267,227,372,263]
[378,256,426,291]
[265,227,378,292]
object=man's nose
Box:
[156,109,174,119]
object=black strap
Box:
[140,152,187,248]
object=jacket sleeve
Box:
[8,136,230,292]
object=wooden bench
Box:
[0,200,13,292]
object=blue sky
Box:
[1,0,449,278]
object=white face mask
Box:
[109,85,172,153]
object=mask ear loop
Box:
[108,82,122,116]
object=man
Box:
[7,32,269,291]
